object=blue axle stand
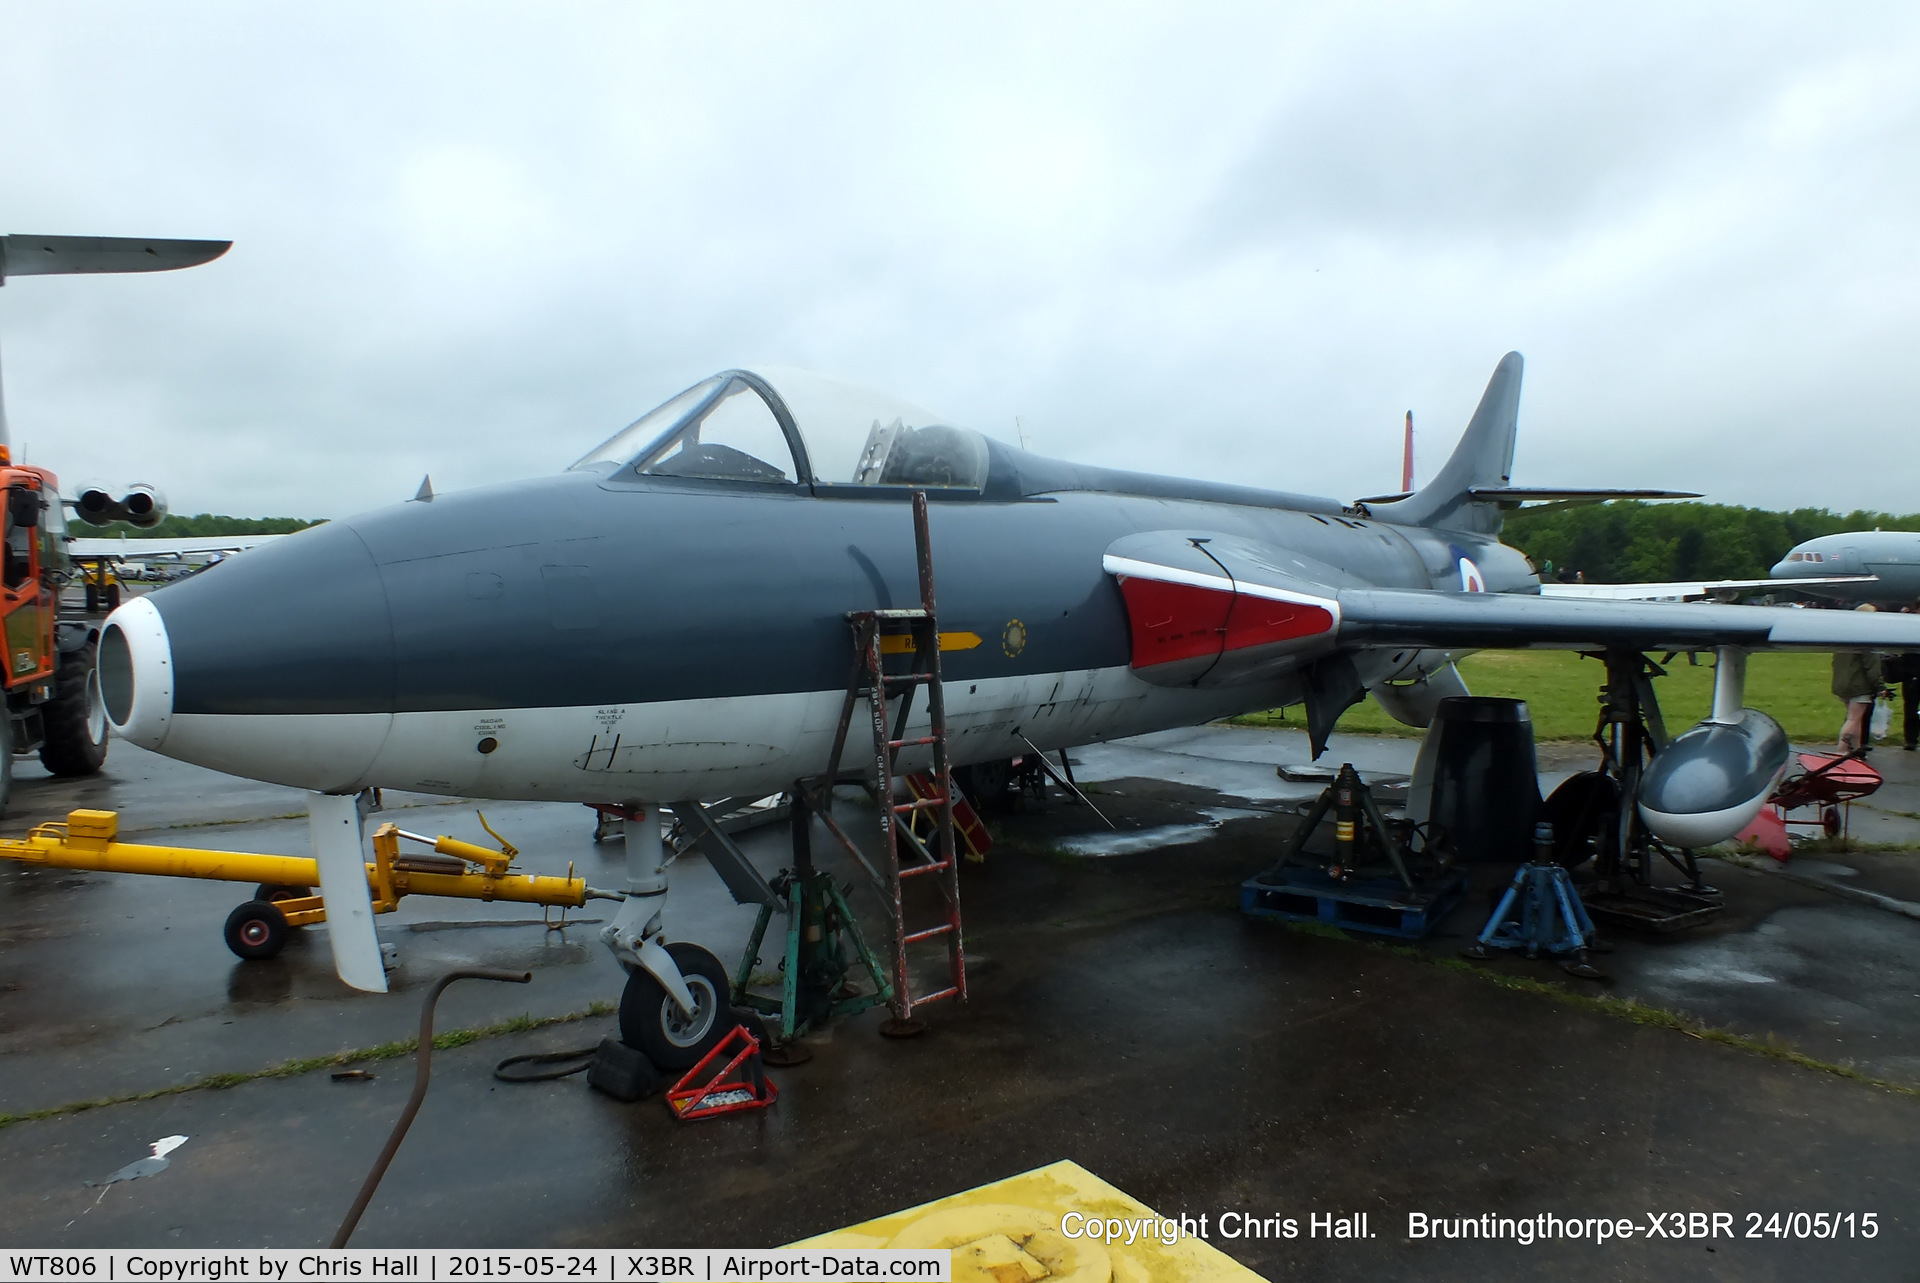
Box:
[1465,825,1605,979]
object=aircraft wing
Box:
[1334,588,1920,651]
[0,234,231,280]
[1104,531,1920,689]
[1539,576,1876,602]
[68,534,284,559]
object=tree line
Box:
[1501,502,1920,584]
[65,501,1918,586]
[70,514,323,539]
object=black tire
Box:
[254,883,311,905]
[224,900,290,960]
[1542,772,1620,868]
[40,642,109,777]
[956,759,1014,814]
[619,942,736,1070]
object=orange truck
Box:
[0,233,231,810]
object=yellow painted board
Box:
[789,1159,1269,1282]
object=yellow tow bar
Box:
[0,809,609,958]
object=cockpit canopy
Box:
[570,368,990,490]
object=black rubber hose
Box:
[494,1047,600,1082]
[331,968,531,1248]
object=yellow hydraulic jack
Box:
[0,809,616,960]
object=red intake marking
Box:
[1118,577,1231,668]
[1223,594,1335,651]
[1117,576,1335,671]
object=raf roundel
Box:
[1458,557,1487,593]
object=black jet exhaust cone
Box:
[1409,696,1541,864]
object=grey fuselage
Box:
[1771,530,1920,606]
[103,439,1526,804]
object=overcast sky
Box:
[3,3,1918,519]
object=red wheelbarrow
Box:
[1736,749,1883,860]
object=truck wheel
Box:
[224,900,290,960]
[40,642,109,777]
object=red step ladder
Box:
[906,773,992,864]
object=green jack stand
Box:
[731,788,892,1061]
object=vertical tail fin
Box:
[1377,351,1522,534]
[1401,410,1414,493]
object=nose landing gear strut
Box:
[598,804,734,1070]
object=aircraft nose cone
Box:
[100,595,175,749]
[137,521,396,718]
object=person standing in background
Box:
[1834,605,1885,753]
[1892,605,1920,751]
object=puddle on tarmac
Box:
[1057,807,1260,857]
[1787,859,1859,879]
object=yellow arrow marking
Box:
[880,631,982,655]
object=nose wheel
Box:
[618,942,736,1069]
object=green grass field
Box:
[1231,650,1849,742]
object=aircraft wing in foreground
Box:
[68,534,285,559]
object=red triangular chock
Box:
[664,1025,778,1121]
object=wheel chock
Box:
[664,1025,778,1120]
[585,1036,663,1102]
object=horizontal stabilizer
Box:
[1466,485,1697,507]
[0,234,230,282]
[1465,487,1701,503]
[1358,487,1700,508]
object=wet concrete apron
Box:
[0,741,1917,1277]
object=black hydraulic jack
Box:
[1241,763,1467,941]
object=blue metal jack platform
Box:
[1465,831,1605,978]
[1241,866,1468,940]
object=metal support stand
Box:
[1465,827,1604,978]
[1242,763,1466,940]
[1581,649,1722,933]
[1269,763,1415,888]
[731,786,892,1060]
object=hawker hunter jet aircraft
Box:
[97,353,1920,1061]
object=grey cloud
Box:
[2,2,1918,519]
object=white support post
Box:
[1712,646,1748,724]
[308,791,387,993]
[598,805,696,1017]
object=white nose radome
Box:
[100,595,174,750]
